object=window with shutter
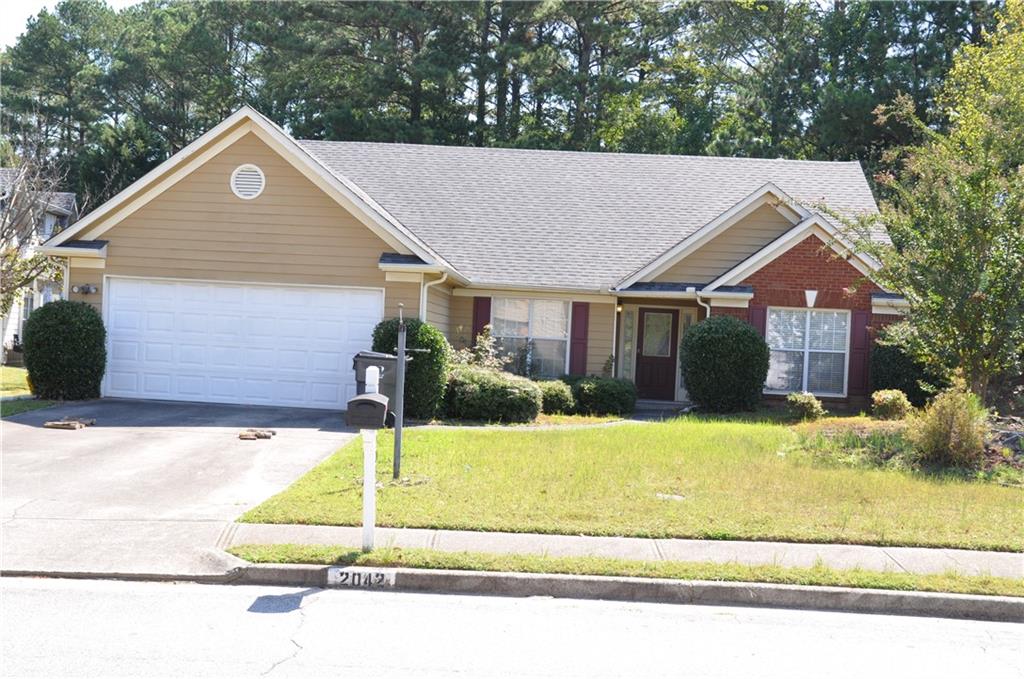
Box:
[765,307,850,396]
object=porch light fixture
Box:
[616,305,623,313]
[805,290,818,307]
[71,284,97,294]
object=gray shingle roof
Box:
[297,141,879,290]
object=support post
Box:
[393,319,406,480]
[361,429,376,552]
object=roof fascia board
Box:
[244,119,470,286]
[704,217,878,291]
[616,182,809,290]
[378,262,446,274]
[48,108,255,246]
[615,289,753,300]
[243,114,452,267]
[38,243,107,258]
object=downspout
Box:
[690,286,711,318]
[419,272,448,322]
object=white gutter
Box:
[420,273,448,322]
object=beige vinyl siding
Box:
[68,267,104,312]
[586,303,615,376]
[653,205,796,284]
[68,131,419,319]
[425,281,452,337]
[449,293,475,347]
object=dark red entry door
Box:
[634,308,679,400]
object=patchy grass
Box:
[0,398,54,417]
[228,544,1024,598]
[793,416,1024,488]
[1,366,30,397]
[421,413,621,427]
[241,417,1024,551]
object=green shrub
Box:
[446,365,542,423]
[571,377,637,415]
[908,378,988,468]
[680,315,769,412]
[870,330,944,407]
[787,392,827,421]
[372,318,451,419]
[538,380,575,414]
[871,389,912,420]
[22,300,106,400]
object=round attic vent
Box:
[230,164,265,200]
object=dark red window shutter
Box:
[568,302,590,376]
[471,296,491,345]
[748,305,767,337]
[848,310,870,396]
[471,296,491,346]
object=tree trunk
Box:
[474,1,492,147]
[494,6,511,141]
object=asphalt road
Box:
[2,578,1021,679]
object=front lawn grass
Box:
[241,418,1024,551]
[1,366,30,397]
[228,544,1024,598]
[0,398,54,417]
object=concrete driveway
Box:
[1,399,357,577]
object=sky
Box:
[1,0,140,50]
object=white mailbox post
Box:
[345,365,388,553]
[361,365,381,552]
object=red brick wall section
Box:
[740,234,882,310]
[735,234,885,406]
[710,308,748,320]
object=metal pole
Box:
[361,428,376,552]
[393,319,406,480]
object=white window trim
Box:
[491,297,572,376]
[763,306,851,398]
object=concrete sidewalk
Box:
[227,524,1024,578]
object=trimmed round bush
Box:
[446,365,542,423]
[871,389,912,420]
[680,316,769,412]
[23,300,106,400]
[538,380,575,414]
[372,318,451,420]
[870,340,942,407]
[787,391,827,421]
[572,377,637,416]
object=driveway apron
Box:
[1,399,355,577]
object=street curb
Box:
[236,564,1024,623]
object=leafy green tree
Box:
[854,0,1024,405]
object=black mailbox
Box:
[345,392,389,428]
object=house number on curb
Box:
[326,567,397,588]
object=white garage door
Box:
[104,277,382,409]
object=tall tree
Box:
[854,0,1024,404]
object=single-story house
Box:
[1,167,79,358]
[41,106,905,409]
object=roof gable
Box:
[704,214,880,291]
[44,106,463,280]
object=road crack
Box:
[261,595,315,676]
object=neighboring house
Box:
[0,168,78,356]
[40,106,906,410]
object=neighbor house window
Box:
[765,308,849,396]
[491,297,570,378]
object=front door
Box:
[634,308,679,400]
